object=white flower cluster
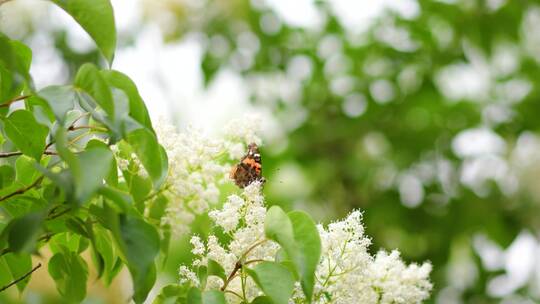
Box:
[180,184,433,303]
[154,117,262,235]
[310,210,432,303]
[182,182,279,300]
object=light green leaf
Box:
[202,290,226,304]
[187,287,202,304]
[37,85,77,123]
[207,259,227,282]
[4,110,48,160]
[49,0,116,64]
[126,128,168,189]
[251,296,273,304]
[288,211,321,301]
[246,261,295,304]
[48,251,88,303]
[265,206,321,300]
[101,70,153,129]
[153,284,189,304]
[74,146,114,203]
[264,206,297,263]
[75,63,114,116]
[3,253,32,293]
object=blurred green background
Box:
[1,0,540,303]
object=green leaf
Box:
[15,155,39,186]
[0,65,14,103]
[246,261,295,304]
[264,206,297,263]
[264,206,321,300]
[202,290,226,304]
[2,197,48,219]
[89,226,114,282]
[0,34,32,89]
[74,146,114,203]
[101,70,153,129]
[118,215,160,303]
[287,211,321,301]
[48,251,88,302]
[49,0,116,64]
[126,128,168,189]
[6,212,45,253]
[75,63,114,116]
[3,253,32,293]
[37,85,77,123]
[197,265,208,289]
[4,110,49,160]
[98,186,133,212]
[0,165,15,188]
[207,259,227,282]
[251,296,273,304]
[153,284,189,304]
[187,287,202,304]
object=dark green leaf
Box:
[6,212,45,253]
[118,215,160,303]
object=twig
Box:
[0,94,30,108]
[0,151,58,158]
[68,125,107,132]
[0,233,56,257]
[0,263,41,293]
[46,207,71,221]
[220,239,269,291]
[221,261,242,291]
[0,176,44,203]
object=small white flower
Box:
[190,235,205,256]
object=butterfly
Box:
[230,143,265,188]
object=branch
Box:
[0,95,30,108]
[0,263,41,293]
[0,175,44,203]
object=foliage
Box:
[144,0,540,302]
[0,1,165,302]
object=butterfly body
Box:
[230,143,265,188]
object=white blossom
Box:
[154,117,259,235]
[181,185,432,303]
